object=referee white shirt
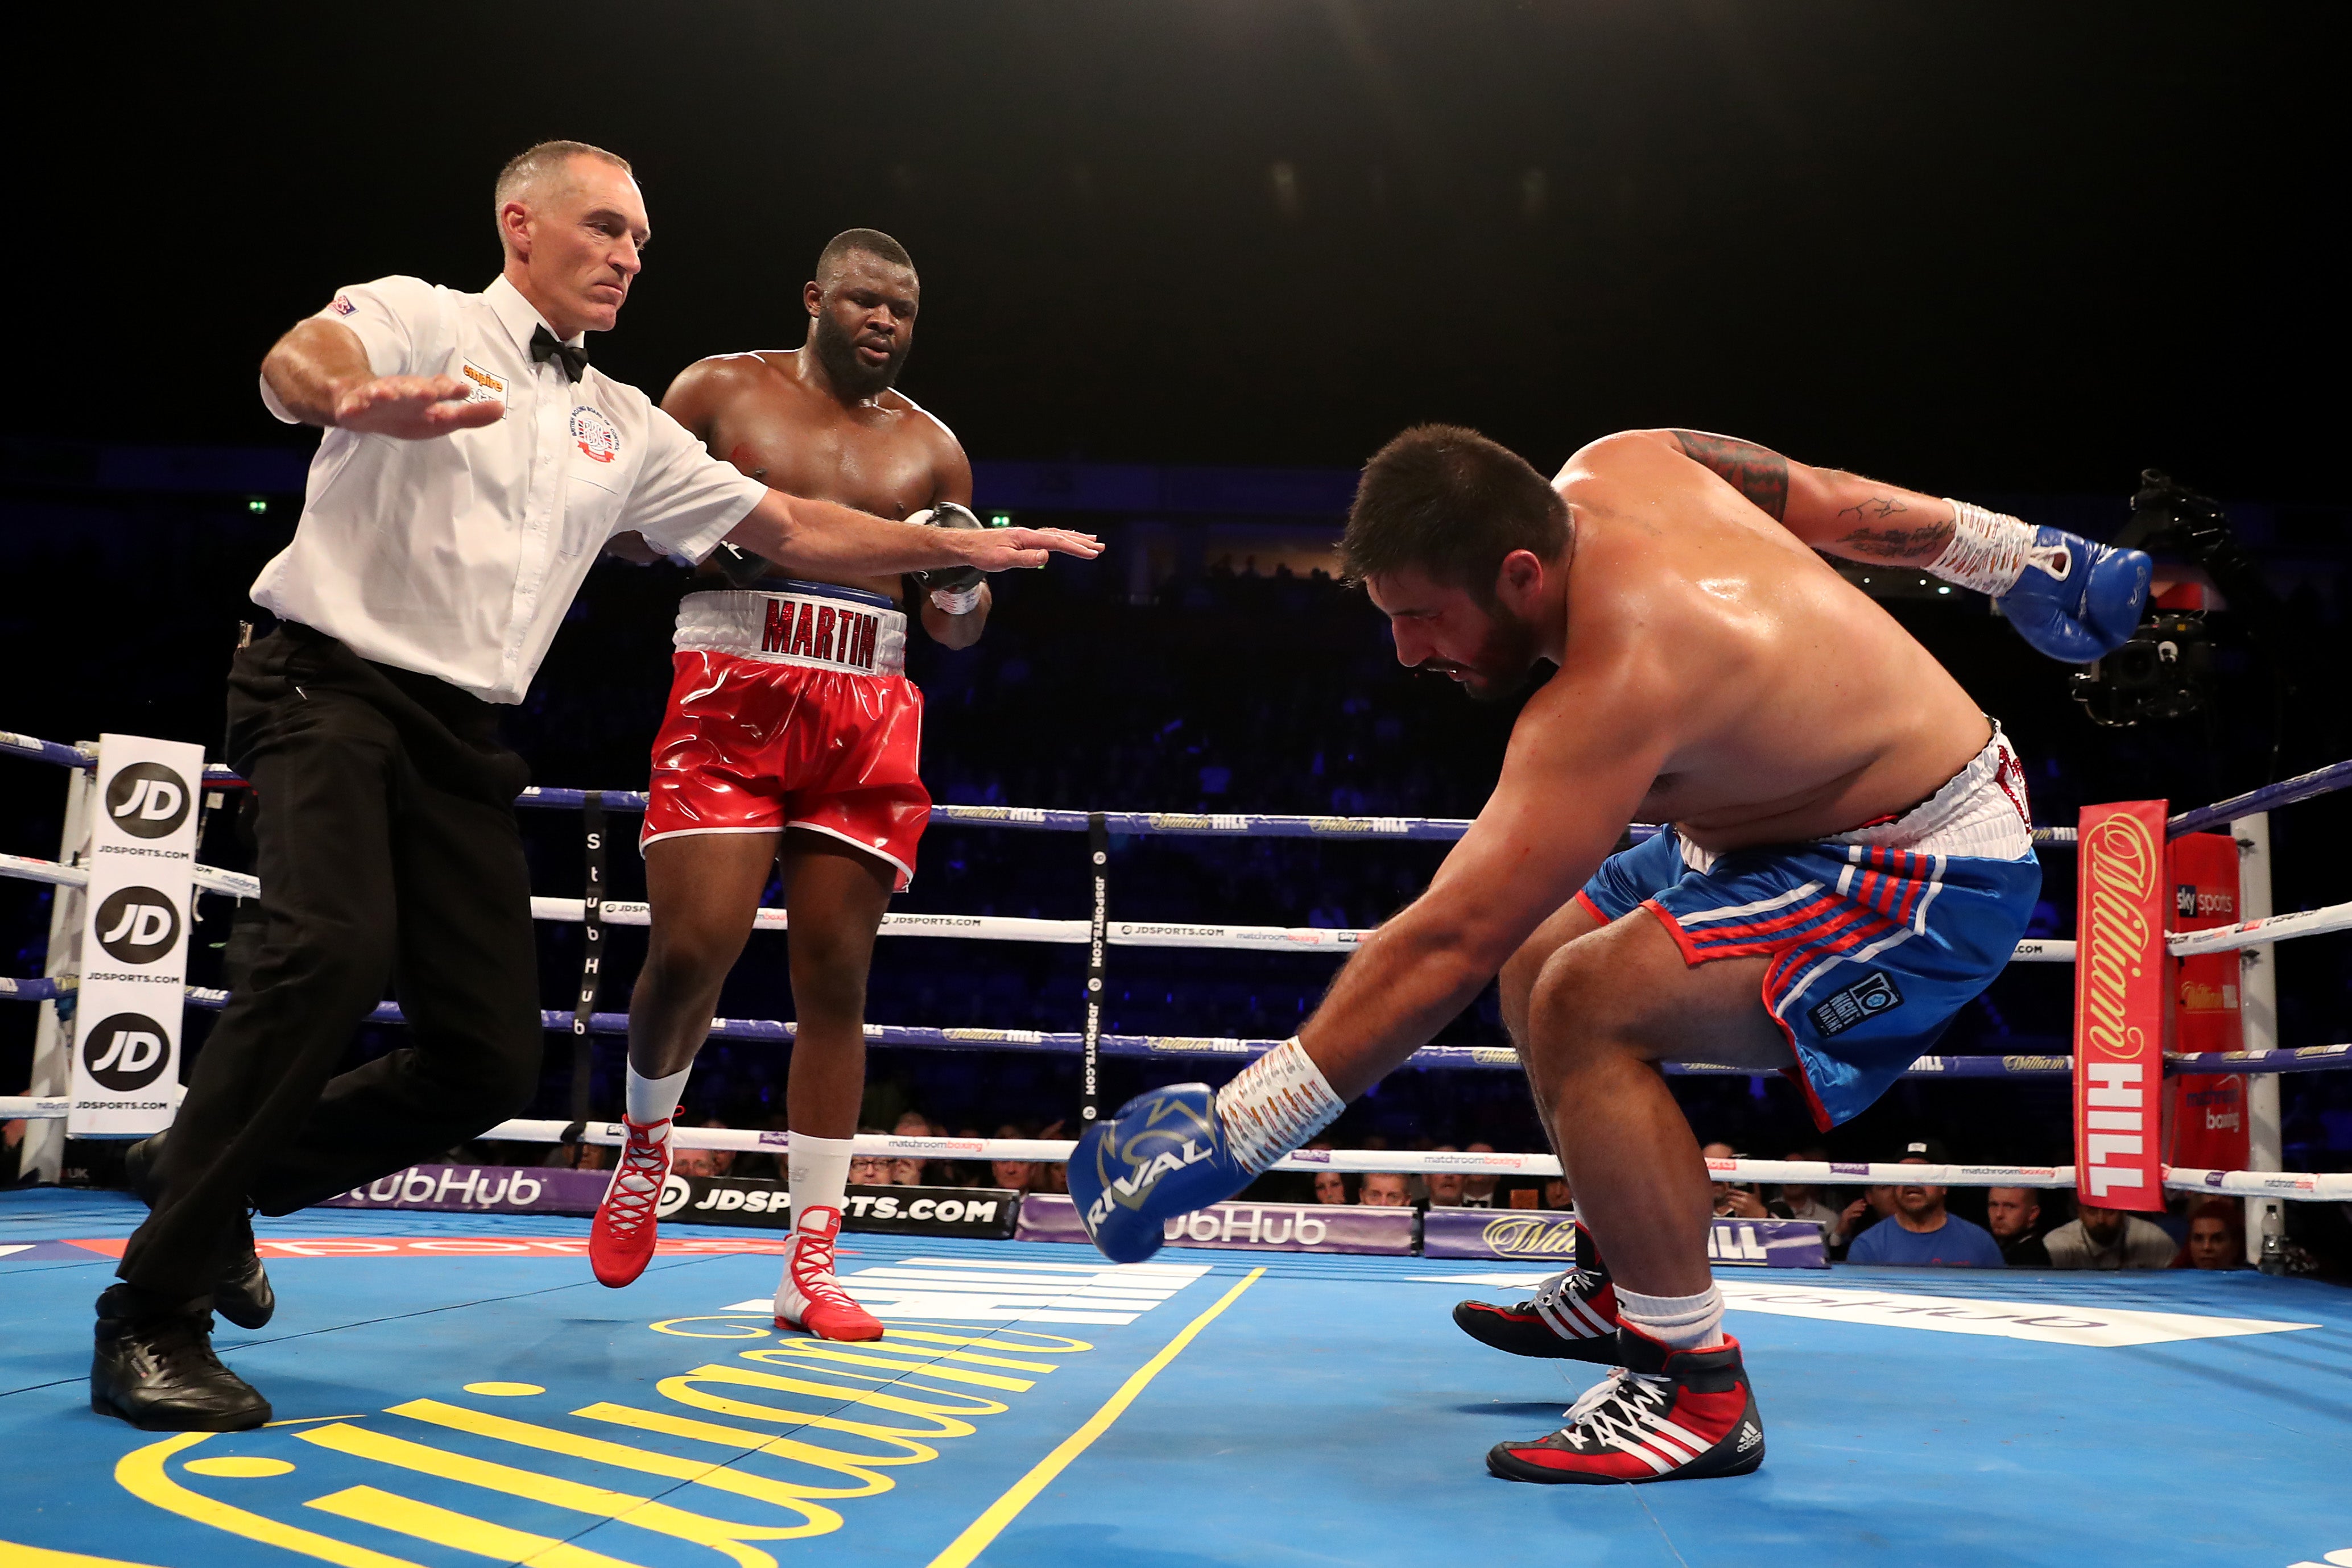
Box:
[255,273,768,704]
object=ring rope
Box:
[0,1094,2342,1201]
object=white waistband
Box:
[1677,725,2035,871]
[675,590,907,677]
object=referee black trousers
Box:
[116,626,544,1304]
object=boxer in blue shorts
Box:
[1068,425,2147,1484]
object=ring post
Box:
[1082,812,1108,1126]
[569,792,606,1123]
[2234,812,2283,1267]
[18,756,93,1182]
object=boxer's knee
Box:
[1526,937,1642,1073]
[788,935,871,1025]
[637,920,745,1009]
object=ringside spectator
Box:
[2172,1199,2247,1271]
[2045,1201,2176,1270]
[1844,1144,2002,1268]
[1425,1147,1467,1207]
[1985,1186,2051,1267]
[1359,1173,1412,1207]
[1458,1143,1501,1207]
[1313,1170,1353,1205]
[849,1128,891,1188]
[671,1119,734,1180]
[1775,1147,1843,1236]
[1703,1141,1770,1219]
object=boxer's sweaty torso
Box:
[667,348,964,602]
[1542,433,1992,855]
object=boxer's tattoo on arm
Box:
[1837,520,1955,561]
[1669,430,1788,522]
[1832,493,1952,561]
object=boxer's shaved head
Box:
[495,140,634,230]
[1344,425,1570,602]
[816,227,915,284]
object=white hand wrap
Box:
[1927,500,2037,597]
[929,584,984,616]
[1214,1037,1345,1176]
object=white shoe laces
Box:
[1559,1367,1674,1447]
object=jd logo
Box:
[1807,971,1903,1038]
[95,887,180,965]
[83,1012,171,1091]
[655,1173,692,1219]
[106,762,192,839]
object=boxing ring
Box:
[5,729,2352,1566]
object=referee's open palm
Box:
[333,374,503,440]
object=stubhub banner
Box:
[1017,1193,1417,1255]
[324,1165,607,1215]
[1423,1208,1828,1269]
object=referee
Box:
[93,140,1098,1429]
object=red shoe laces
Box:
[791,1213,851,1301]
[603,1122,669,1236]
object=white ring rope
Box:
[0,851,2091,961]
[1,1098,2339,1199]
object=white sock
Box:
[626,1064,692,1131]
[787,1132,855,1241]
[1614,1284,1725,1351]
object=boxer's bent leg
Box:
[1499,897,1607,1165]
[780,831,893,1139]
[631,832,780,1077]
[1523,909,1791,1299]
[119,680,400,1299]
[248,773,540,1213]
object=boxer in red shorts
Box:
[590,229,985,1338]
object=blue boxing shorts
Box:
[1575,725,2041,1130]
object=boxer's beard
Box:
[1423,598,1545,704]
[812,313,908,401]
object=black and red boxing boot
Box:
[1452,1221,1621,1363]
[1486,1324,1764,1485]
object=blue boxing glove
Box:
[1069,1085,1254,1264]
[1068,1038,1347,1265]
[1933,500,2152,664]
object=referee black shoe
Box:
[123,1133,276,1331]
[92,1289,271,1432]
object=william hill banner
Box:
[1423,1209,1828,1269]
[2074,800,2168,1210]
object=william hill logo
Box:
[2079,809,2157,1062]
[1478,1215,1580,1259]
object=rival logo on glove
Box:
[1082,1095,1221,1229]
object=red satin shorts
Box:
[641,648,930,890]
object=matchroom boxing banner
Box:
[68,734,205,1137]
[2073,800,2167,1211]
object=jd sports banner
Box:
[659,1177,1022,1240]
[69,734,204,1137]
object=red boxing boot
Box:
[588,1117,673,1288]
[774,1205,884,1341]
[1486,1326,1764,1484]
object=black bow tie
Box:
[530,325,588,382]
